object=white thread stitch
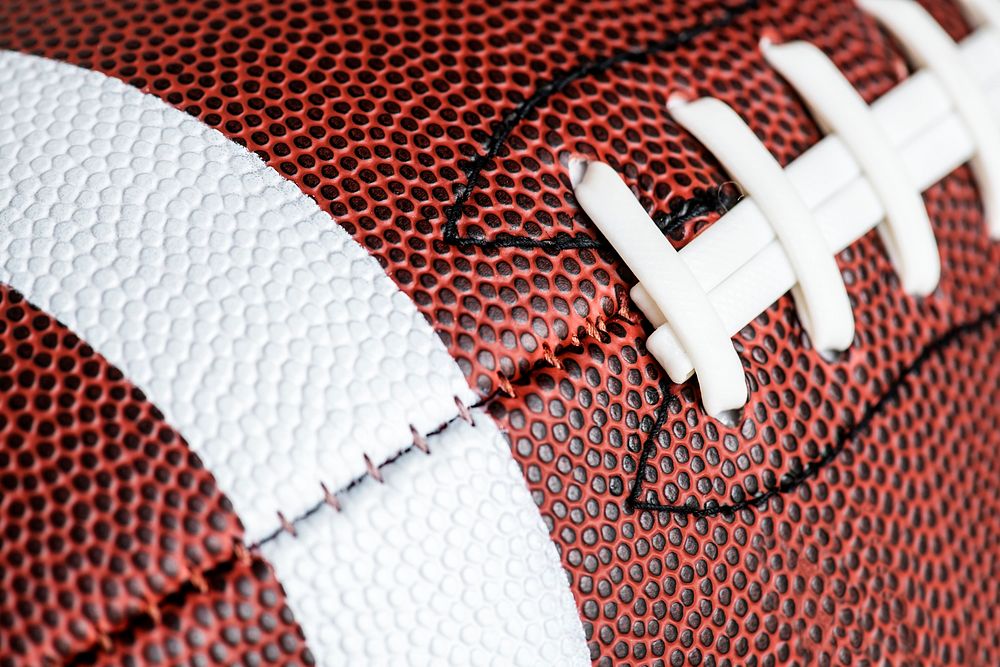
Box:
[571,18,1000,414]
[860,0,1000,238]
[668,94,855,353]
[569,159,747,418]
[762,38,941,296]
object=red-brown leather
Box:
[0,0,996,664]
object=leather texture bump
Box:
[260,410,591,667]
[0,50,475,543]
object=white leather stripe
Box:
[259,411,591,667]
[0,51,475,543]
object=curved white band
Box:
[570,159,746,417]
[0,51,593,664]
[0,51,476,544]
[665,96,855,353]
[762,39,940,296]
[860,0,1000,239]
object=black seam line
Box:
[251,315,622,549]
[442,184,739,252]
[252,394,497,549]
[441,0,759,252]
[626,304,1000,518]
[653,185,742,237]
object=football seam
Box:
[250,399,488,549]
[440,0,759,252]
[254,307,635,548]
[251,306,636,552]
[437,183,739,253]
[60,544,287,667]
[625,302,1000,517]
[652,183,744,237]
[54,400,500,664]
[44,254,996,663]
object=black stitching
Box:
[446,229,604,253]
[252,420,462,548]
[251,316,619,548]
[442,0,759,252]
[625,304,1000,517]
[439,184,741,253]
[623,377,676,511]
[653,184,743,236]
[252,394,498,548]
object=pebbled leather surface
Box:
[0,285,246,665]
[0,0,997,664]
[259,410,590,667]
[0,49,588,667]
[79,556,314,667]
[0,51,473,544]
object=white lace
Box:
[572,0,1000,417]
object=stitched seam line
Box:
[62,304,997,663]
[442,0,759,251]
[251,400,488,548]
[652,185,741,236]
[252,308,629,547]
[57,323,622,664]
[626,304,1000,517]
[439,184,739,252]
[242,302,634,550]
[62,545,262,667]
[257,299,1000,543]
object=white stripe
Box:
[259,411,590,667]
[0,51,475,543]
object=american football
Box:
[0,0,998,665]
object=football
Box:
[0,0,998,665]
